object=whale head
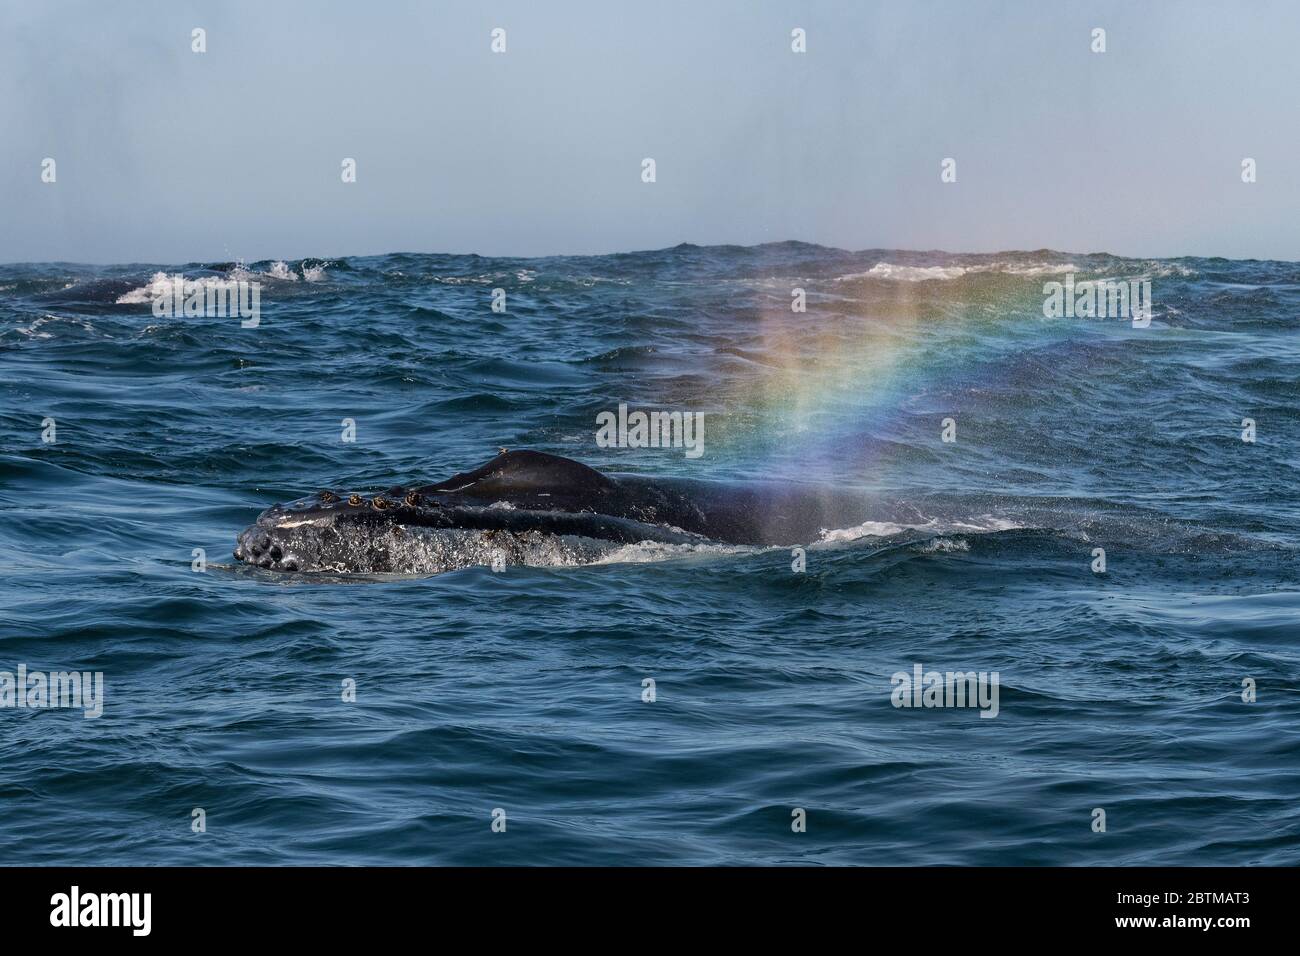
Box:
[233,488,637,575]
[232,450,707,575]
[231,449,839,576]
[234,490,409,574]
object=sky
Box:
[2,0,1298,263]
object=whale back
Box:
[419,450,615,498]
[420,450,870,546]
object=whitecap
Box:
[265,261,298,281]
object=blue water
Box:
[2,244,1297,865]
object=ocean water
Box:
[1,243,1297,865]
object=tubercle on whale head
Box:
[275,487,439,514]
[263,487,443,521]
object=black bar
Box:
[0,866,1279,940]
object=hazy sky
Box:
[2,0,1297,263]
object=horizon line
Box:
[4,240,1297,269]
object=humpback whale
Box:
[233,449,879,575]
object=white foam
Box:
[842,264,970,282]
[593,539,761,565]
[115,272,179,304]
[817,515,1021,543]
[15,313,100,338]
[115,271,256,305]
[818,520,911,541]
[835,261,1080,283]
[987,261,1080,276]
[918,537,970,553]
[115,260,323,305]
[1141,262,1198,278]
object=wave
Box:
[252,259,328,282]
[817,515,1023,542]
[113,260,327,304]
[116,272,232,304]
[593,539,761,565]
[835,261,1082,283]
[831,258,1204,284]
[10,313,98,339]
[845,264,971,282]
